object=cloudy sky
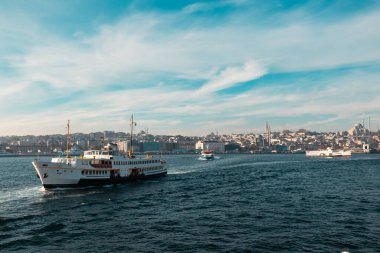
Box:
[0,0,379,135]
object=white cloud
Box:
[183,0,249,14]
[194,60,266,95]
[0,3,380,135]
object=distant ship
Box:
[305,148,351,157]
[291,148,305,154]
[198,150,214,160]
[32,116,167,188]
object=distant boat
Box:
[306,148,351,157]
[198,150,214,160]
[291,148,305,154]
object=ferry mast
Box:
[129,115,137,159]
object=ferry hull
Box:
[198,156,214,161]
[42,171,167,188]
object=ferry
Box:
[32,116,167,188]
[305,148,351,157]
[291,148,305,154]
[198,150,214,160]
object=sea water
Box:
[0,154,379,252]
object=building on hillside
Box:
[177,141,196,153]
[8,145,49,154]
[141,142,160,152]
[117,140,140,154]
[116,140,128,154]
[195,140,225,153]
[348,123,369,136]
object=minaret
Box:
[265,122,271,147]
[368,116,371,149]
[129,114,137,159]
[66,120,71,158]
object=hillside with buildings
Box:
[0,123,378,155]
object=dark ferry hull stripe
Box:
[43,172,167,188]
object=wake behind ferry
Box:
[32,116,166,188]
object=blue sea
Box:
[0,154,379,252]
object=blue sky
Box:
[0,0,379,135]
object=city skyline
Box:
[1,0,380,135]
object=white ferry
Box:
[305,148,352,157]
[198,150,214,160]
[32,116,167,188]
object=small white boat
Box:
[305,148,351,157]
[198,150,214,160]
[291,148,305,154]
